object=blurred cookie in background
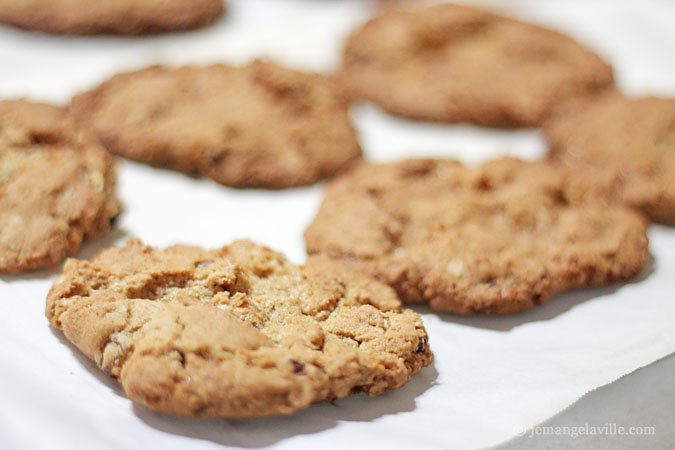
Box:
[0,0,224,34]
[546,92,675,225]
[341,3,614,127]
[70,60,362,189]
[0,100,120,273]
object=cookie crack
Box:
[99,304,144,378]
[656,120,675,149]
[168,315,189,368]
[412,13,490,52]
[119,273,185,300]
[366,189,409,254]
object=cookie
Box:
[341,3,613,127]
[0,0,224,35]
[305,157,649,314]
[70,61,362,189]
[545,92,675,225]
[0,100,120,273]
[46,239,432,417]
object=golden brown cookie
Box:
[46,239,432,417]
[0,0,224,35]
[0,100,120,273]
[305,157,649,314]
[545,92,675,225]
[70,61,362,189]
[341,3,614,127]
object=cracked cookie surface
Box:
[0,100,120,273]
[545,93,675,224]
[305,157,649,314]
[46,239,432,417]
[70,60,361,188]
[0,0,224,35]
[341,3,613,127]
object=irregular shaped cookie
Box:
[46,239,432,417]
[0,0,224,35]
[305,157,649,314]
[341,3,613,127]
[70,61,362,188]
[546,93,675,224]
[0,100,120,273]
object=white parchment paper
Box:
[1,1,674,449]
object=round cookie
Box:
[46,239,432,417]
[0,0,224,35]
[341,3,614,127]
[70,61,362,189]
[0,100,120,273]
[305,157,649,314]
[545,93,675,225]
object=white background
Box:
[1,1,674,449]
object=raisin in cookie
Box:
[46,239,432,417]
[0,100,120,273]
[305,157,649,314]
[546,92,675,224]
[0,0,224,35]
[341,3,613,127]
[70,61,361,189]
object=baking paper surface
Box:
[1,1,674,449]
